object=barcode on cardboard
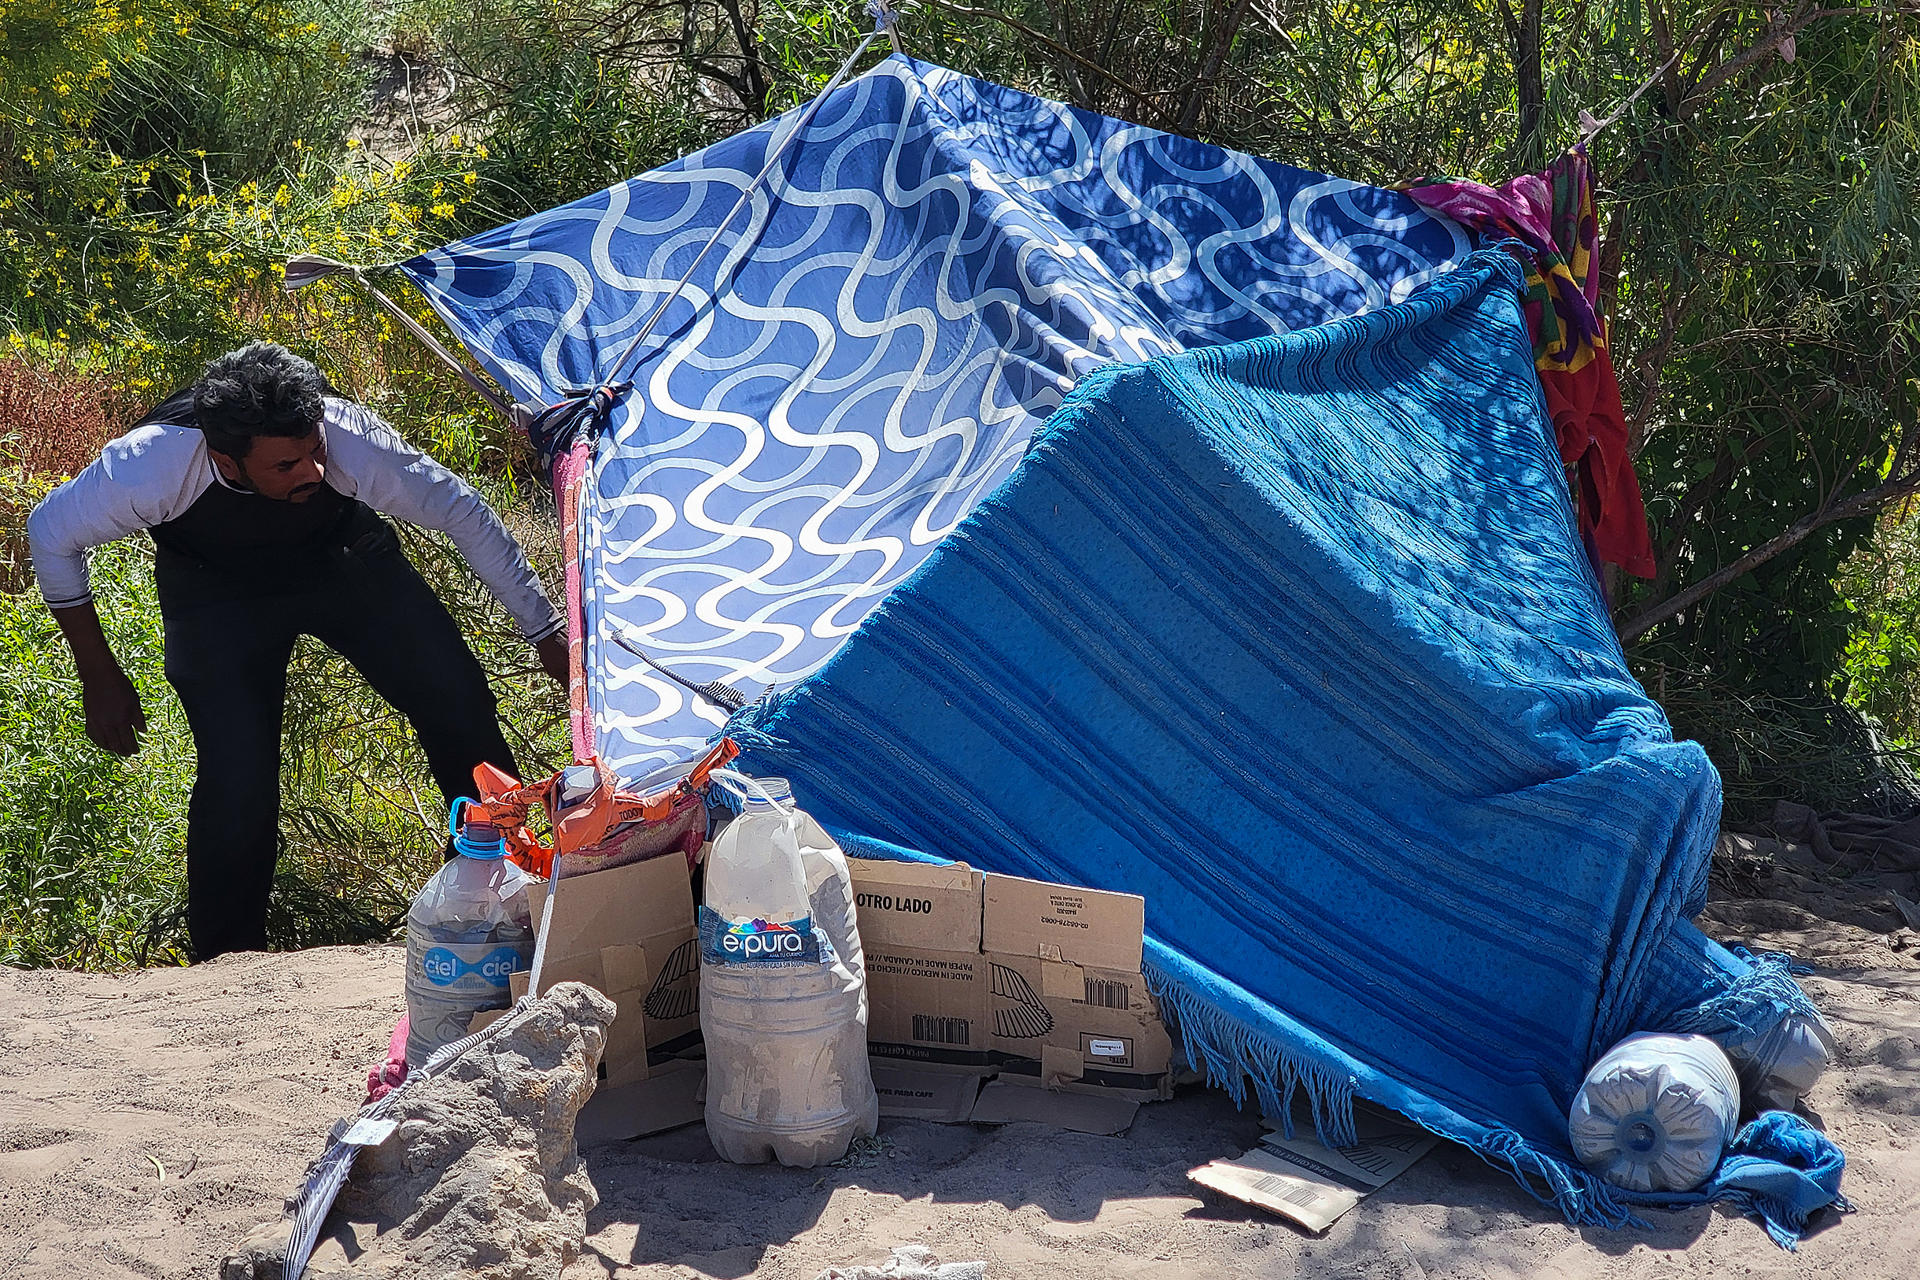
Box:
[911,1014,971,1046]
[1252,1175,1323,1208]
[1082,977,1130,1009]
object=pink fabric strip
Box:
[550,439,595,763]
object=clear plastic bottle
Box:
[699,772,878,1167]
[404,803,537,1067]
[1568,1031,1741,1192]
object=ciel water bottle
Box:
[404,799,537,1066]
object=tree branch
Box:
[923,1,1172,110]
[1621,466,1920,643]
[1177,0,1256,131]
[1685,6,1875,112]
[1495,0,1544,153]
[1623,273,1689,458]
[1646,415,1808,601]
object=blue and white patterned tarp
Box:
[397,54,1470,785]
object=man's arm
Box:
[27,425,203,755]
[51,602,146,756]
[321,401,566,666]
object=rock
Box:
[231,981,615,1280]
[220,1220,288,1280]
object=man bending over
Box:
[29,342,566,961]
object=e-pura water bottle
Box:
[698,771,878,1167]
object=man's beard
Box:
[288,482,322,502]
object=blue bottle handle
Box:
[448,797,507,859]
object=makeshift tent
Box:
[381,52,1841,1241]
[393,54,1471,781]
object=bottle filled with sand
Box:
[698,772,878,1167]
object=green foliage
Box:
[1614,13,1920,692]
[0,0,514,399]
[1840,508,1920,743]
[387,0,722,217]
[0,466,569,968]
[0,530,191,967]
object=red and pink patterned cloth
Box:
[1407,149,1656,580]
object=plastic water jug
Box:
[1569,1031,1741,1192]
[699,771,878,1167]
[1720,1010,1836,1112]
[404,801,537,1067]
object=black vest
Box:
[150,477,386,607]
[138,391,386,608]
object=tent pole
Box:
[283,255,516,419]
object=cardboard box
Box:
[852,859,994,1072]
[981,872,1173,1099]
[472,852,706,1142]
[849,859,1175,1102]
[982,873,1145,971]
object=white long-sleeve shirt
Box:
[27,396,563,641]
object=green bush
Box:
[0,530,191,967]
[0,459,569,968]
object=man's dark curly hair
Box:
[192,342,330,459]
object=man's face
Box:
[211,429,327,502]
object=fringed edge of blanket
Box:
[1661,947,1824,1042]
[1141,960,1639,1230]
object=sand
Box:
[2,898,1916,1280]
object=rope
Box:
[600,25,887,388]
[1575,49,1683,147]
[284,18,897,438]
[870,0,905,53]
[282,1006,525,1279]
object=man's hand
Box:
[81,667,146,756]
[51,601,145,756]
[535,631,570,686]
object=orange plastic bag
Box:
[465,738,740,879]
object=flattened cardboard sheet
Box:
[1188,1108,1437,1232]
[575,1059,704,1147]
[870,1064,983,1123]
[968,1078,1139,1135]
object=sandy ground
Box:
[2,895,1916,1280]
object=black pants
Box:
[161,529,518,962]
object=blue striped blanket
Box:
[730,251,1842,1239]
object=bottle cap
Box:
[742,776,794,809]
